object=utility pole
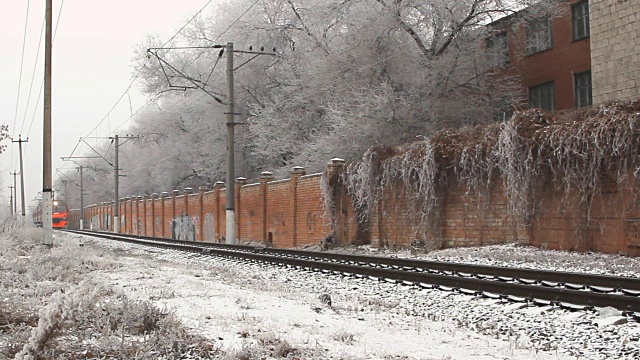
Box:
[78,166,84,230]
[10,171,19,216]
[43,0,53,245]
[226,42,236,245]
[8,186,14,217]
[109,134,138,233]
[12,135,29,220]
[146,43,275,245]
[114,135,119,233]
[62,134,137,233]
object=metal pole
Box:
[79,166,84,230]
[114,134,119,233]
[225,42,236,245]
[17,135,28,219]
[43,0,53,245]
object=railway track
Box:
[63,229,640,317]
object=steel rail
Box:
[64,229,640,312]
[67,229,640,292]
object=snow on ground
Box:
[72,233,640,359]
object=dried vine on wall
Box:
[329,98,640,247]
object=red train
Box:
[32,199,68,229]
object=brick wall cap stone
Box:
[161,192,169,197]
[172,189,181,195]
[290,166,306,174]
[236,177,248,183]
[184,187,194,194]
[198,186,209,191]
[260,171,274,177]
[329,158,346,165]
[215,181,225,187]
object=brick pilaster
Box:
[214,181,224,241]
[259,171,275,245]
[290,166,307,247]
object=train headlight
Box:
[53,201,59,206]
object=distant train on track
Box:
[32,199,68,229]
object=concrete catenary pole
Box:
[114,134,119,233]
[79,166,84,230]
[226,42,236,245]
[42,0,53,245]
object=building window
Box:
[529,81,555,111]
[572,0,590,40]
[575,71,592,108]
[526,18,553,55]
[486,32,509,66]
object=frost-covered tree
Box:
[68,0,560,201]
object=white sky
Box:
[0,0,213,213]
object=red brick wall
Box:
[218,189,227,240]
[238,184,262,242]
[202,191,217,241]
[296,175,331,245]
[67,159,640,256]
[265,180,293,247]
[163,196,173,238]
[530,175,640,255]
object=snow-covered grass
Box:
[0,226,217,359]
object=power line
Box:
[25,0,65,140]
[81,0,216,141]
[11,0,32,170]
[58,91,209,173]
[20,17,45,136]
[214,0,261,42]
[162,0,214,48]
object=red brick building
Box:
[488,0,593,111]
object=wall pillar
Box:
[151,193,158,237]
[109,201,114,231]
[326,158,346,244]
[214,181,224,241]
[184,187,193,217]
[259,171,275,245]
[124,197,131,234]
[235,178,248,241]
[171,190,179,239]
[142,195,148,236]
[290,166,306,247]
[136,196,143,235]
[160,192,169,238]
[198,186,207,241]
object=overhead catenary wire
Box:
[119,56,396,178]
[25,0,66,140]
[20,17,45,136]
[58,90,210,173]
[214,0,261,42]
[82,0,216,140]
[11,0,32,171]
[57,0,217,175]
